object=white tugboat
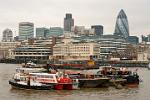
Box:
[9,70,79,90]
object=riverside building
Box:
[62,34,135,60]
[0,42,21,59]
[53,42,100,61]
[12,38,55,63]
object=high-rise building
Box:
[64,13,74,32]
[2,28,13,42]
[71,26,85,35]
[114,9,129,39]
[71,26,95,36]
[91,25,103,36]
[19,22,34,40]
[47,27,63,37]
[127,36,139,45]
[141,34,150,42]
[36,27,49,38]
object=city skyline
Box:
[0,0,149,39]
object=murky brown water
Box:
[0,63,150,100]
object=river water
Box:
[0,63,150,100]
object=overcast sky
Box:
[0,0,149,39]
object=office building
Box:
[53,42,100,61]
[64,13,74,32]
[91,25,103,36]
[36,27,49,38]
[47,27,63,37]
[114,9,129,39]
[127,36,139,45]
[12,38,55,62]
[0,42,21,59]
[141,34,150,42]
[19,22,34,40]
[2,28,13,42]
[71,26,95,36]
[71,26,85,35]
[141,35,148,42]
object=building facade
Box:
[141,35,148,42]
[64,13,74,32]
[71,26,85,35]
[114,9,129,39]
[19,22,34,40]
[36,27,49,38]
[91,25,103,36]
[12,38,55,63]
[71,26,95,36]
[47,27,63,37]
[127,36,139,45]
[0,42,21,59]
[141,34,150,42]
[2,28,13,42]
[71,35,137,60]
[53,42,100,61]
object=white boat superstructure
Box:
[10,68,79,90]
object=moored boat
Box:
[66,69,110,88]
[99,66,140,87]
[46,60,141,88]
[9,71,79,90]
[9,79,53,90]
[124,72,139,87]
[78,77,110,88]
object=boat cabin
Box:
[16,67,44,74]
[29,73,59,84]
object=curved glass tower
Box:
[19,22,34,40]
[114,9,129,39]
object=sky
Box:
[0,0,150,39]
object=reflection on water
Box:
[0,64,150,100]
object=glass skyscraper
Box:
[48,27,63,37]
[19,22,34,40]
[114,9,129,39]
[64,13,74,32]
[91,25,103,36]
[36,27,49,38]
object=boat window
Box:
[37,75,41,78]
[48,75,54,78]
[44,75,49,78]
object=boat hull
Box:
[9,80,53,90]
[78,78,109,88]
[126,83,139,88]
